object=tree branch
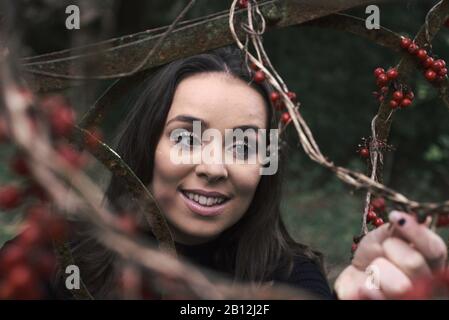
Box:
[22,0,390,92]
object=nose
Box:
[195,162,228,183]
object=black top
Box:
[175,238,335,300]
[0,235,336,300]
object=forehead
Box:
[166,72,268,130]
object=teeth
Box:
[184,191,227,207]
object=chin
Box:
[171,220,224,243]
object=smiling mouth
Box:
[180,190,230,207]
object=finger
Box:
[389,211,448,270]
[352,223,393,270]
[382,237,432,279]
[334,265,367,300]
[368,257,413,299]
[358,285,386,300]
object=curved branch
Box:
[22,0,390,92]
[70,126,176,255]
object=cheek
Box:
[229,164,261,202]
[151,140,189,204]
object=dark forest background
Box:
[1,0,448,283]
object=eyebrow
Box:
[232,125,260,132]
[166,114,261,132]
[166,115,209,128]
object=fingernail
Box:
[389,210,403,224]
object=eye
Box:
[174,130,201,149]
[232,140,256,160]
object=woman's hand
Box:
[334,211,448,299]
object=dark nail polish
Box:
[398,218,406,226]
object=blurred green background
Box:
[1,0,449,284]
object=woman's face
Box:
[151,72,268,245]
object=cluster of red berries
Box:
[0,91,105,299]
[366,197,386,228]
[400,37,448,84]
[250,62,297,125]
[351,198,386,253]
[372,67,415,109]
[0,93,102,214]
[0,204,68,299]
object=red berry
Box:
[392,91,404,101]
[26,204,50,224]
[432,60,444,72]
[400,37,412,49]
[117,215,138,234]
[374,67,385,77]
[436,214,449,227]
[6,264,38,298]
[416,49,428,60]
[371,197,386,212]
[425,69,437,81]
[400,98,412,108]
[40,95,68,112]
[34,251,56,278]
[47,216,68,241]
[367,210,377,222]
[57,144,86,169]
[287,91,297,102]
[359,148,370,158]
[373,217,384,227]
[10,154,30,176]
[407,43,418,54]
[280,112,291,124]
[19,223,45,248]
[270,92,280,103]
[253,70,266,83]
[386,68,398,80]
[50,106,75,137]
[0,244,25,272]
[238,0,248,8]
[423,57,434,68]
[439,68,448,76]
[389,100,399,109]
[84,127,103,150]
[376,74,389,87]
[0,185,22,210]
[249,61,259,71]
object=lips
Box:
[179,188,231,217]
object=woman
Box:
[2,46,447,300]
[63,45,334,299]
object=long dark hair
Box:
[61,45,326,298]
